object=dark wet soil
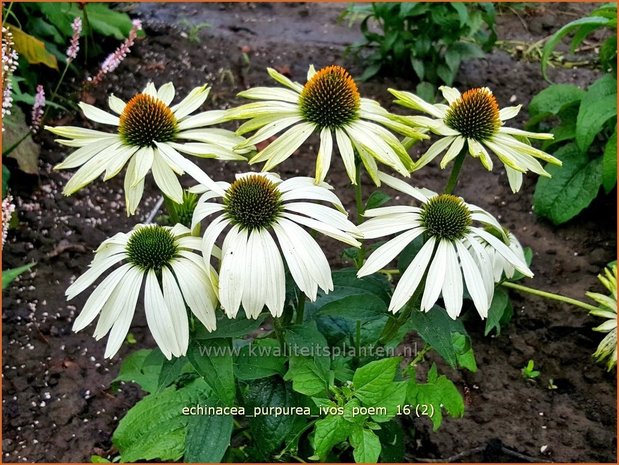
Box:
[2,3,616,463]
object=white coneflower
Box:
[390,86,560,193]
[67,224,218,359]
[357,172,532,319]
[2,26,18,123]
[46,82,250,215]
[191,172,362,319]
[90,19,142,85]
[30,85,46,133]
[226,65,426,185]
[66,17,82,63]
[587,264,617,371]
[2,194,15,246]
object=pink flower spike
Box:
[90,19,143,86]
[30,85,46,133]
[66,17,82,63]
[2,194,15,247]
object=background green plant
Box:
[343,2,496,100]
[527,3,617,225]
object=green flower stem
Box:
[501,281,601,313]
[409,344,431,367]
[443,147,467,195]
[296,295,305,325]
[42,61,71,122]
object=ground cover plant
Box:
[2,2,616,463]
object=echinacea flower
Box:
[67,224,218,359]
[226,65,426,185]
[46,82,250,215]
[390,86,561,193]
[357,172,532,319]
[191,172,362,318]
[586,264,617,370]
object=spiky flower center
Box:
[299,65,360,129]
[420,194,472,241]
[126,225,178,271]
[224,175,282,231]
[444,88,501,141]
[119,93,178,147]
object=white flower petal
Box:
[472,227,533,277]
[171,258,218,332]
[439,86,461,105]
[442,242,463,319]
[108,94,126,114]
[389,237,436,313]
[421,239,448,312]
[258,229,286,317]
[455,241,488,317]
[499,105,521,121]
[157,82,175,106]
[415,136,455,171]
[55,137,119,170]
[315,127,333,184]
[219,226,247,317]
[162,266,190,356]
[66,252,127,300]
[334,128,357,184]
[378,172,431,203]
[144,270,181,359]
[439,136,465,169]
[237,86,300,103]
[266,67,304,93]
[358,227,424,276]
[250,122,315,170]
[152,150,183,203]
[282,212,361,247]
[124,156,145,215]
[177,110,227,131]
[142,82,158,97]
[171,84,210,119]
[79,102,120,126]
[132,146,154,186]
[241,231,267,319]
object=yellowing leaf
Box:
[7,24,58,70]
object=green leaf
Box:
[365,191,391,211]
[352,357,401,406]
[484,287,510,336]
[533,143,602,224]
[243,376,299,460]
[528,84,584,121]
[2,106,41,175]
[113,379,209,462]
[602,128,617,193]
[83,3,135,40]
[285,320,329,349]
[350,426,382,463]
[407,364,464,431]
[157,356,188,391]
[409,306,470,368]
[2,165,10,197]
[452,333,477,372]
[284,356,330,397]
[575,75,617,153]
[113,349,164,394]
[7,24,58,69]
[415,82,436,103]
[542,16,611,79]
[90,455,110,463]
[316,288,386,320]
[332,268,392,304]
[2,263,35,290]
[194,313,266,339]
[312,415,351,460]
[410,57,425,81]
[187,339,235,406]
[375,421,405,462]
[184,399,233,463]
[235,338,286,381]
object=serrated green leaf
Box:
[184,399,233,463]
[235,338,286,381]
[187,339,235,406]
[365,191,391,211]
[113,379,209,462]
[352,357,401,406]
[113,349,164,394]
[157,356,188,391]
[84,3,135,40]
[534,143,602,224]
[407,364,464,431]
[528,84,584,121]
[602,128,617,193]
[243,376,298,460]
[284,356,330,397]
[350,426,382,463]
[312,415,351,460]
[484,287,510,336]
[409,306,470,368]
[575,75,617,153]
[2,263,35,290]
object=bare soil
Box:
[2,3,616,463]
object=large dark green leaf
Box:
[575,75,617,153]
[235,338,286,381]
[184,399,233,463]
[602,128,617,193]
[187,339,235,406]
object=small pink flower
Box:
[66,17,82,63]
[30,85,46,133]
[90,19,143,85]
[2,26,19,124]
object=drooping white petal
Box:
[79,102,120,126]
[378,172,431,203]
[281,212,361,247]
[144,270,181,359]
[237,86,300,103]
[171,84,210,119]
[151,150,183,203]
[162,266,190,356]
[250,122,315,170]
[103,268,142,358]
[66,253,127,300]
[219,226,247,318]
[103,145,139,181]
[472,227,532,277]
[283,202,358,234]
[132,146,154,187]
[455,241,489,317]
[421,238,448,312]
[157,82,176,106]
[72,263,132,332]
[171,258,217,332]
[389,237,436,313]
[315,127,333,184]
[358,214,420,239]
[442,242,463,319]
[258,229,286,317]
[55,138,120,170]
[439,136,465,169]
[358,227,424,276]
[505,166,523,193]
[177,110,228,131]
[241,231,267,319]
[415,136,455,171]
[334,128,357,184]
[124,156,145,215]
